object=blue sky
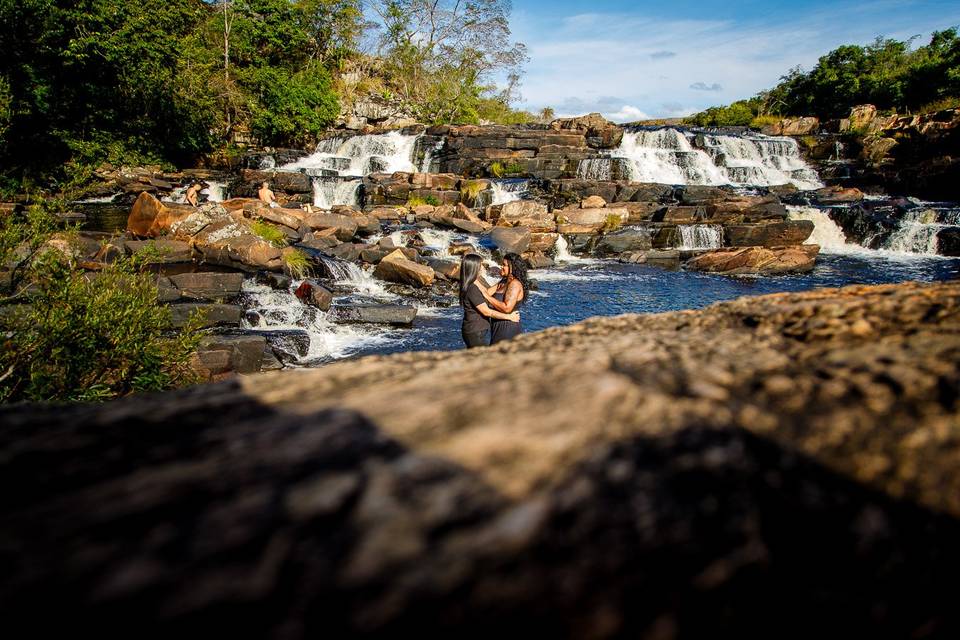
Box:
[508,0,960,120]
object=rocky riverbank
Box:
[2,280,959,638]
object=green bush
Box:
[489,162,505,178]
[282,248,311,279]
[0,206,202,402]
[246,64,340,146]
[250,220,288,247]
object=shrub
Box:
[424,195,441,206]
[489,161,505,178]
[406,195,427,207]
[602,214,623,232]
[283,248,311,279]
[504,162,524,175]
[749,115,781,129]
[460,180,485,204]
[250,221,288,247]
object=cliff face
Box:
[2,281,960,638]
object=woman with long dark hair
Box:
[481,252,528,344]
[459,254,520,348]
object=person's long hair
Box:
[501,252,530,303]
[459,253,483,305]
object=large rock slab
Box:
[168,303,242,328]
[373,249,435,287]
[168,272,244,301]
[330,303,418,325]
[685,245,820,274]
[124,239,195,263]
[196,334,266,374]
[1,282,959,638]
[724,220,814,247]
[490,226,531,255]
[126,192,199,238]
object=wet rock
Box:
[595,228,653,255]
[425,258,460,280]
[491,200,554,231]
[330,303,418,325]
[168,273,244,301]
[373,249,435,287]
[523,252,554,269]
[936,227,960,256]
[244,329,311,363]
[257,272,292,290]
[304,213,359,241]
[294,280,333,311]
[811,186,865,205]
[686,245,819,274]
[490,226,531,255]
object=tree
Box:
[368,0,528,123]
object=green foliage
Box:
[460,179,485,203]
[690,29,960,123]
[246,64,339,144]
[602,214,623,232]
[749,115,781,129]
[489,162,505,178]
[282,248,311,279]
[423,194,440,206]
[0,206,202,402]
[250,220,288,247]
[406,195,428,207]
[688,100,757,127]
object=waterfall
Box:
[677,224,724,250]
[576,127,823,189]
[885,209,942,255]
[282,131,421,176]
[201,180,227,203]
[241,280,392,362]
[418,228,460,258]
[786,206,860,252]
[554,235,578,262]
[700,134,823,190]
[317,255,392,297]
[312,177,362,208]
[490,179,529,205]
[418,138,444,173]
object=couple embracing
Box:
[459,253,529,348]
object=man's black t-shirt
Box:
[462,284,490,334]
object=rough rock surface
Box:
[686,245,820,274]
[1,282,960,639]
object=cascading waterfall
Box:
[885,209,942,255]
[317,255,392,297]
[677,225,724,250]
[490,179,529,205]
[418,228,461,258]
[279,131,422,208]
[241,281,392,362]
[201,180,227,203]
[418,138,444,173]
[576,128,823,189]
[787,206,860,252]
[554,235,578,262]
[312,178,363,209]
[699,134,823,190]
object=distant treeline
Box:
[0,0,530,192]
[689,28,960,127]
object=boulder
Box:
[168,303,242,328]
[529,232,559,253]
[373,249,435,287]
[127,192,199,238]
[246,205,304,230]
[246,329,311,364]
[595,228,653,255]
[193,219,284,272]
[369,206,404,221]
[580,195,607,209]
[154,276,180,303]
[490,226,531,255]
[168,272,244,301]
[330,303,418,326]
[762,117,820,136]
[241,170,311,194]
[493,200,554,231]
[424,258,460,280]
[810,186,865,205]
[258,272,292,290]
[523,252,554,269]
[724,221,814,247]
[550,112,623,148]
[197,335,266,374]
[841,104,878,132]
[685,245,820,274]
[293,280,333,311]
[304,213,359,241]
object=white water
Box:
[490,180,529,205]
[201,180,227,203]
[418,138,444,173]
[318,255,393,297]
[418,228,462,258]
[241,281,394,362]
[677,224,724,250]
[312,178,363,208]
[885,209,941,255]
[577,128,823,189]
[282,131,421,176]
[75,193,120,203]
[787,206,857,253]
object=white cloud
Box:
[605,105,652,123]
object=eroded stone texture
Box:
[1,282,959,639]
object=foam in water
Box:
[577,128,823,189]
[677,224,724,250]
[283,131,421,176]
[787,206,856,253]
[418,228,461,258]
[241,281,393,361]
